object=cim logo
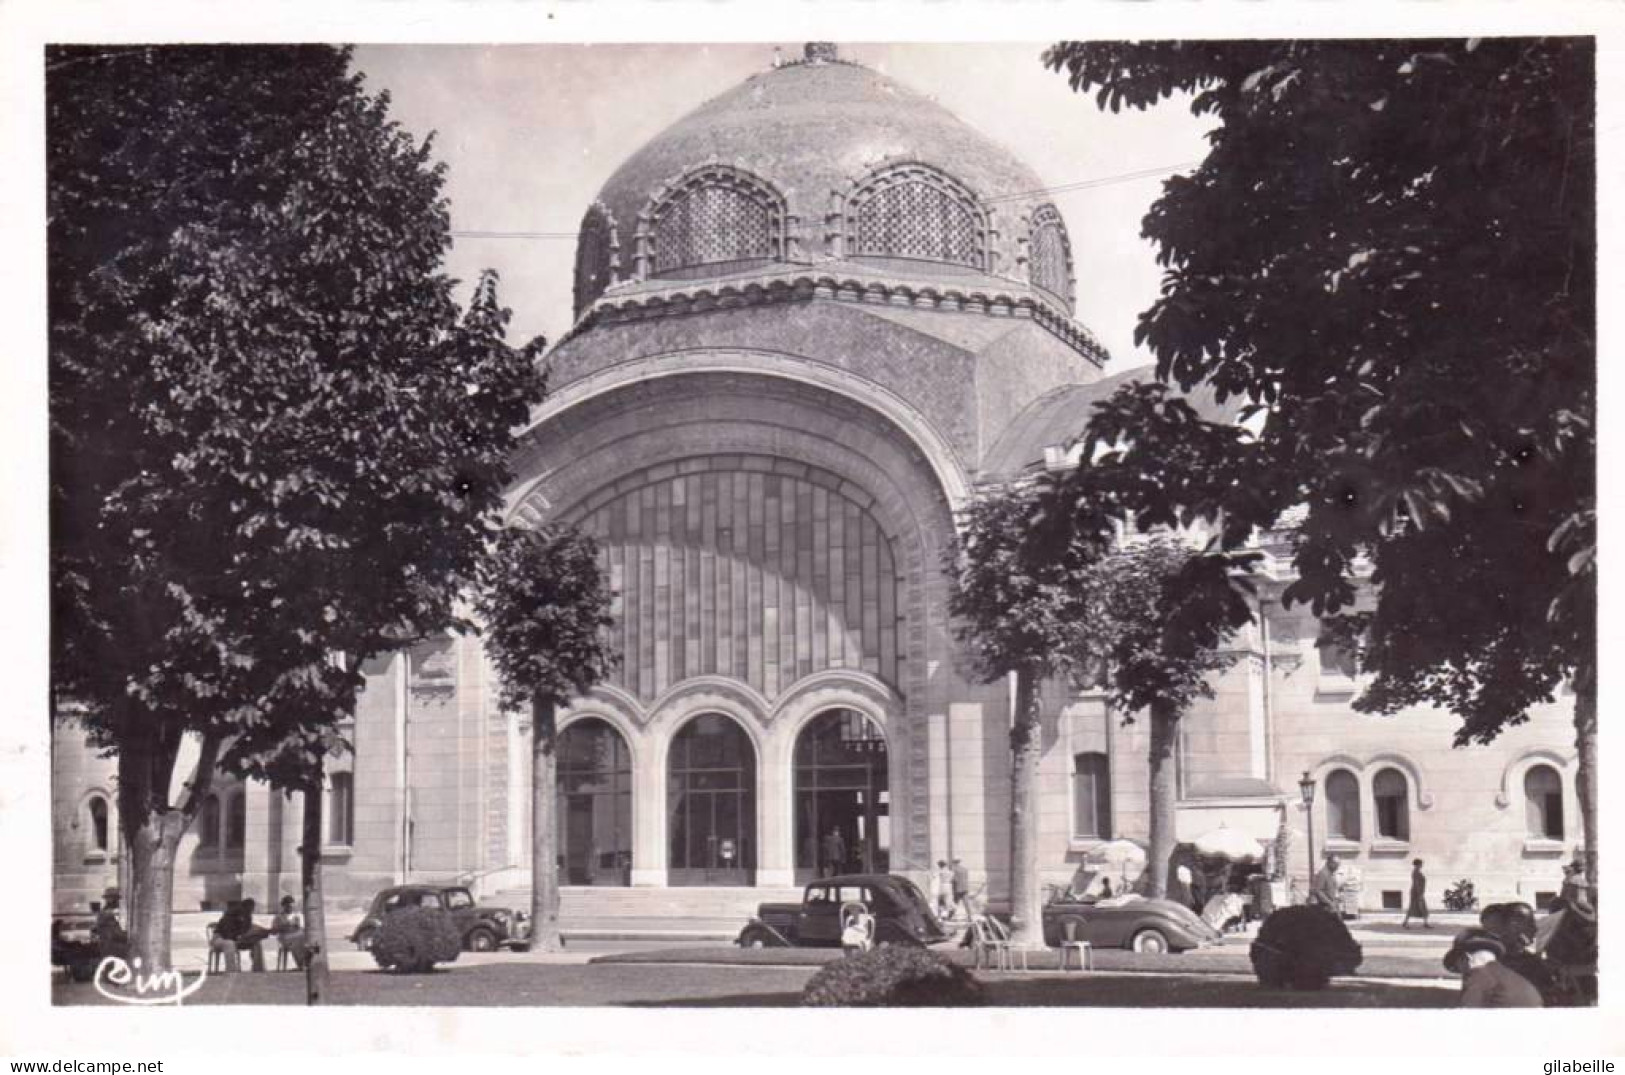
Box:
[93,956,208,1006]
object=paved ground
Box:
[591,942,1451,980]
[53,959,1457,1008]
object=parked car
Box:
[737,874,950,949]
[348,885,529,953]
[1041,895,1222,954]
[51,915,101,982]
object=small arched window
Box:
[1325,769,1361,841]
[197,794,221,849]
[327,772,355,847]
[1372,767,1410,842]
[1524,764,1565,840]
[1072,752,1112,839]
[650,167,783,275]
[849,164,986,269]
[225,791,246,851]
[1028,204,1072,305]
[86,795,110,853]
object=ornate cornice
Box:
[563,264,1107,366]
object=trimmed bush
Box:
[370,906,463,973]
[1249,906,1362,990]
[1443,879,1478,912]
[802,946,985,1007]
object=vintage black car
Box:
[348,884,529,953]
[737,874,950,948]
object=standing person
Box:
[1447,929,1544,1007]
[934,860,955,920]
[951,858,971,917]
[1309,854,1343,914]
[821,827,847,878]
[1403,858,1430,929]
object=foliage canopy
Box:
[1043,38,1595,744]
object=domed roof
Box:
[573,45,1077,319]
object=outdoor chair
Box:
[276,935,304,971]
[967,915,1004,970]
[1058,917,1093,972]
[206,923,240,974]
[986,914,1029,971]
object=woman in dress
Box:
[1403,858,1430,929]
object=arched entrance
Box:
[557,718,633,887]
[794,708,889,882]
[667,713,757,885]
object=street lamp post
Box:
[1298,771,1317,904]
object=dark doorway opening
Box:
[794,708,889,883]
[557,718,632,886]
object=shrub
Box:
[1443,879,1478,912]
[1249,906,1362,990]
[370,906,462,973]
[802,946,985,1007]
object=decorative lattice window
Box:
[573,203,618,315]
[1029,203,1072,304]
[849,164,986,269]
[649,166,783,274]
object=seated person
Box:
[212,898,271,971]
[271,895,306,970]
[93,890,129,959]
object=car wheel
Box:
[739,926,771,949]
[355,927,376,952]
[466,928,497,953]
[1130,929,1169,955]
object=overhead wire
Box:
[449,158,1203,240]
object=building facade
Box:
[53,45,1580,916]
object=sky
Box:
[350,43,1216,376]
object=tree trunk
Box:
[529,697,562,953]
[1146,700,1179,900]
[1574,665,1598,886]
[124,812,183,973]
[115,728,215,974]
[1005,667,1045,948]
[301,778,330,1005]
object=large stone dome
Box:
[572,45,1081,323]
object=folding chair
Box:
[968,915,1007,971]
[986,914,1029,971]
[206,923,240,973]
[1058,918,1093,972]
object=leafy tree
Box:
[948,479,1251,936]
[474,526,618,953]
[48,45,544,971]
[1044,39,1596,879]
[948,482,1100,947]
[1051,537,1257,899]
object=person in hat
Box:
[1446,928,1543,1007]
[1481,903,1563,1003]
[1402,858,1430,929]
[93,888,127,958]
[1309,854,1343,913]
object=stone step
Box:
[494,885,802,920]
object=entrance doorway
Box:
[667,713,757,885]
[794,708,889,883]
[557,718,632,886]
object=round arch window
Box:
[667,713,757,885]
